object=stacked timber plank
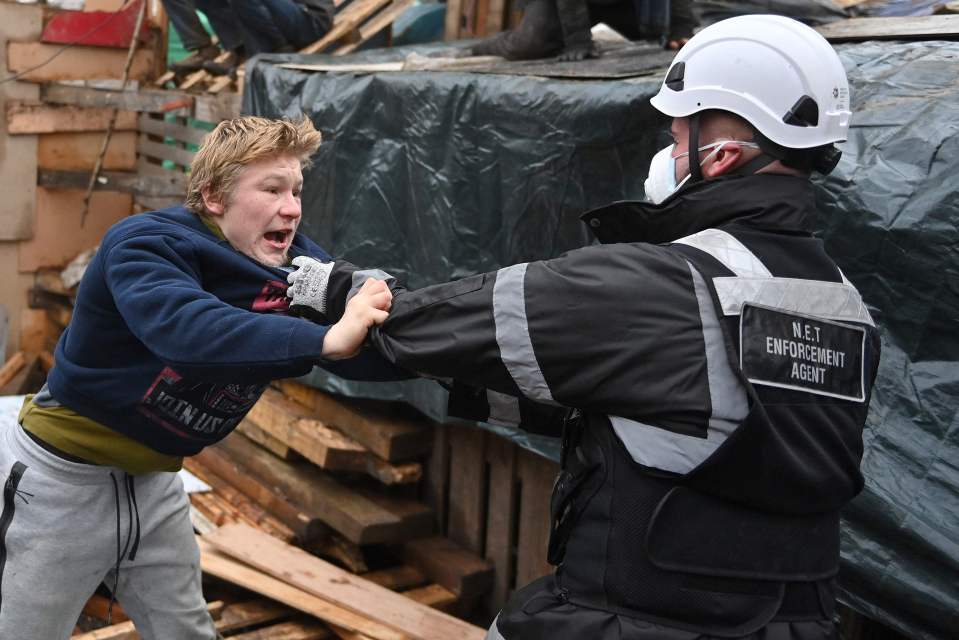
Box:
[180,380,497,636]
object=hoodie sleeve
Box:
[103,233,330,380]
[369,242,712,425]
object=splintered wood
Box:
[173,381,497,640]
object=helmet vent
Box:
[783,95,819,127]
[665,62,685,92]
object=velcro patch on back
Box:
[739,303,866,402]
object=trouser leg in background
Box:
[161,0,216,50]
[0,421,215,640]
[229,0,331,55]
[193,0,247,51]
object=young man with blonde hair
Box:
[0,116,394,639]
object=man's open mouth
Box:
[264,230,290,248]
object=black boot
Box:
[170,44,222,73]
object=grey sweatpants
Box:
[0,420,216,639]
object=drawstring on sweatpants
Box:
[106,472,141,625]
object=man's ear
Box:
[704,143,744,178]
[201,185,225,216]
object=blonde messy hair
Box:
[186,116,323,214]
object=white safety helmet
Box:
[650,14,851,172]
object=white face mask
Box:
[643,140,760,205]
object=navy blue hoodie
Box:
[47,206,396,456]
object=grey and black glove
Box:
[286,256,334,318]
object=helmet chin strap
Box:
[688,113,703,183]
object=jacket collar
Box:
[581,174,817,245]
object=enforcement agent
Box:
[287,15,881,640]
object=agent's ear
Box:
[201,185,225,216]
[704,143,744,178]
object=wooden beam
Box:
[0,352,26,388]
[249,388,369,469]
[0,353,42,395]
[247,388,422,485]
[214,433,429,545]
[138,113,209,146]
[401,584,458,613]
[445,0,463,40]
[334,0,416,56]
[816,15,959,42]
[276,381,430,462]
[40,83,240,123]
[183,458,298,542]
[447,426,486,554]
[514,449,556,587]
[300,0,393,54]
[215,599,292,634]
[193,440,329,544]
[483,433,517,611]
[6,42,154,83]
[361,565,428,592]
[205,524,486,640]
[237,418,300,460]
[402,537,494,600]
[229,620,331,640]
[6,102,137,134]
[42,83,192,113]
[198,538,401,640]
[38,169,185,197]
[72,601,224,639]
[485,0,506,35]
[137,134,196,168]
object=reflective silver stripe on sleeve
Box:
[486,390,522,427]
[609,263,748,475]
[347,268,398,302]
[673,228,773,277]
[713,277,875,326]
[492,263,558,405]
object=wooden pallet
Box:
[426,423,557,615]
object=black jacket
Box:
[327,174,881,637]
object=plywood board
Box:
[6,42,154,82]
[0,1,43,242]
[38,131,137,171]
[205,524,486,640]
[18,187,131,272]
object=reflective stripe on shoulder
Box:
[610,262,747,475]
[492,263,558,405]
[674,227,875,327]
[673,228,772,277]
[714,277,875,326]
